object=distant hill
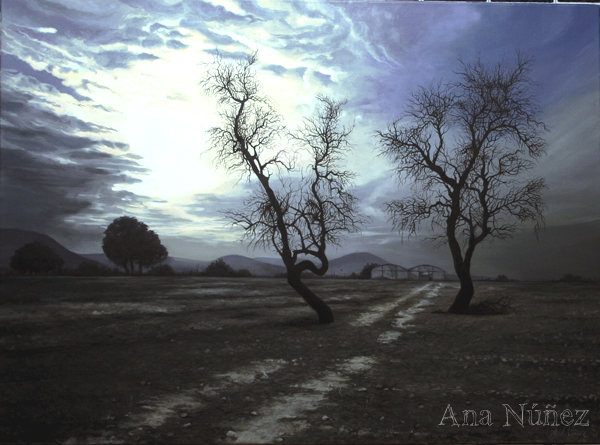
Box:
[0,228,100,269]
[254,252,390,276]
[82,253,210,273]
[81,253,113,267]
[327,252,389,276]
[253,257,285,267]
[166,257,210,273]
[0,228,468,278]
[219,255,286,276]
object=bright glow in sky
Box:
[1,0,599,279]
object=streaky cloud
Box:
[1,54,91,101]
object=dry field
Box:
[0,276,599,444]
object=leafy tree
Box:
[102,216,168,274]
[202,53,363,323]
[378,55,547,314]
[10,241,65,274]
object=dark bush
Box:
[203,260,255,277]
[10,242,65,274]
[359,263,380,280]
[558,273,588,282]
[204,259,237,277]
[464,297,517,315]
[495,274,509,282]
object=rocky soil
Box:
[0,277,598,443]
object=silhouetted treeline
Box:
[556,274,596,283]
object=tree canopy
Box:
[378,54,548,313]
[10,241,65,274]
[102,216,168,274]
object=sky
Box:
[1,0,599,280]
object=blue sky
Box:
[1,0,598,279]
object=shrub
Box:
[204,259,236,277]
[359,263,380,280]
[10,242,65,274]
[464,297,517,315]
[558,273,587,282]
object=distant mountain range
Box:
[253,252,390,276]
[1,228,464,278]
[79,251,391,276]
[219,255,286,276]
[82,253,210,273]
[326,252,389,276]
[0,228,395,277]
[220,252,391,276]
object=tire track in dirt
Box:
[111,283,444,443]
[377,283,443,344]
[349,283,433,327]
[229,356,376,443]
[118,359,290,432]
[121,391,204,429]
[223,283,444,443]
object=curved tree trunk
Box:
[446,221,475,314]
[448,272,474,314]
[287,273,334,324]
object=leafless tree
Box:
[378,55,548,314]
[201,53,363,323]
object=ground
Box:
[0,276,598,444]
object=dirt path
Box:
[1,277,598,444]
[227,284,442,443]
[88,281,441,443]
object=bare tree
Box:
[201,53,362,323]
[378,55,548,314]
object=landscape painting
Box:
[1,0,599,443]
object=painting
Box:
[1,0,598,442]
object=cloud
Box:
[95,50,160,69]
[185,190,249,219]
[0,0,597,277]
[141,35,164,48]
[1,54,91,101]
[1,82,115,136]
[166,39,188,50]
[2,0,176,75]
[205,48,253,60]
[313,71,332,86]
[1,69,149,250]
[264,64,287,76]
